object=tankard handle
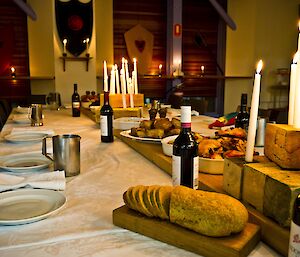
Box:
[42,136,54,161]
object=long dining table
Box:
[0,108,282,257]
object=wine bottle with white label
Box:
[72,83,80,117]
[172,106,198,189]
[100,91,114,143]
[289,193,300,256]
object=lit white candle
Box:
[245,60,263,162]
[133,58,138,94]
[289,52,299,125]
[297,21,300,51]
[125,59,130,91]
[103,61,108,92]
[85,38,89,54]
[128,78,134,108]
[115,64,120,94]
[201,65,205,74]
[110,66,115,95]
[63,39,67,54]
[120,68,127,108]
[159,64,162,75]
[294,58,300,129]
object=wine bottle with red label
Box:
[72,83,80,117]
[100,91,114,143]
[172,106,198,189]
[289,194,300,256]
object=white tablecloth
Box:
[0,109,282,257]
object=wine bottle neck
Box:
[74,84,78,93]
[104,91,110,105]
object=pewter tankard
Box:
[42,134,81,177]
[29,104,43,126]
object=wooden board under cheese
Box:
[113,205,260,257]
[264,123,300,169]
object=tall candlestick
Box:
[125,59,130,91]
[298,21,300,51]
[294,56,300,129]
[245,60,263,162]
[115,64,120,94]
[63,39,67,54]
[110,66,115,95]
[103,61,108,92]
[85,38,89,54]
[128,78,134,108]
[120,68,127,108]
[133,58,138,94]
[289,52,299,125]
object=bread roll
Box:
[169,186,248,237]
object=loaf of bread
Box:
[169,186,248,237]
[123,185,248,237]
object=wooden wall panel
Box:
[113,0,167,98]
[114,0,226,111]
[0,0,30,104]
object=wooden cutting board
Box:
[114,130,290,256]
[113,205,260,257]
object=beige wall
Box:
[27,0,113,105]
[225,0,300,113]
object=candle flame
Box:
[159,64,162,69]
[293,52,300,64]
[114,64,118,69]
[201,65,205,71]
[133,58,136,63]
[11,67,15,72]
[63,39,67,44]
[86,38,89,43]
[256,60,263,73]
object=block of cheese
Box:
[263,168,300,227]
[223,156,270,199]
[243,161,300,227]
[264,123,300,169]
[242,162,278,212]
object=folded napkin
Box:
[208,112,237,129]
[0,170,65,192]
[10,128,55,136]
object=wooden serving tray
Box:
[115,130,290,256]
[113,205,260,257]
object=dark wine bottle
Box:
[72,84,81,117]
[100,91,114,143]
[289,194,300,256]
[172,106,198,189]
[235,93,249,130]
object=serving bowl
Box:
[199,157,224,174]
[161,135,224,174]
[161,135,178,157]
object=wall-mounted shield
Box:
[55,0,93,57]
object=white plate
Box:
[0,189,66,225]
[114,117,143,130]
[12,115,30,124]
[0,153,52,172]
[120,130,161,143]
[4,133,48,143]
[15,107,29,114]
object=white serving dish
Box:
[161,135,178,157]
[199,157,224,174]
[162,135,224,174]
[114,117,143,130]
